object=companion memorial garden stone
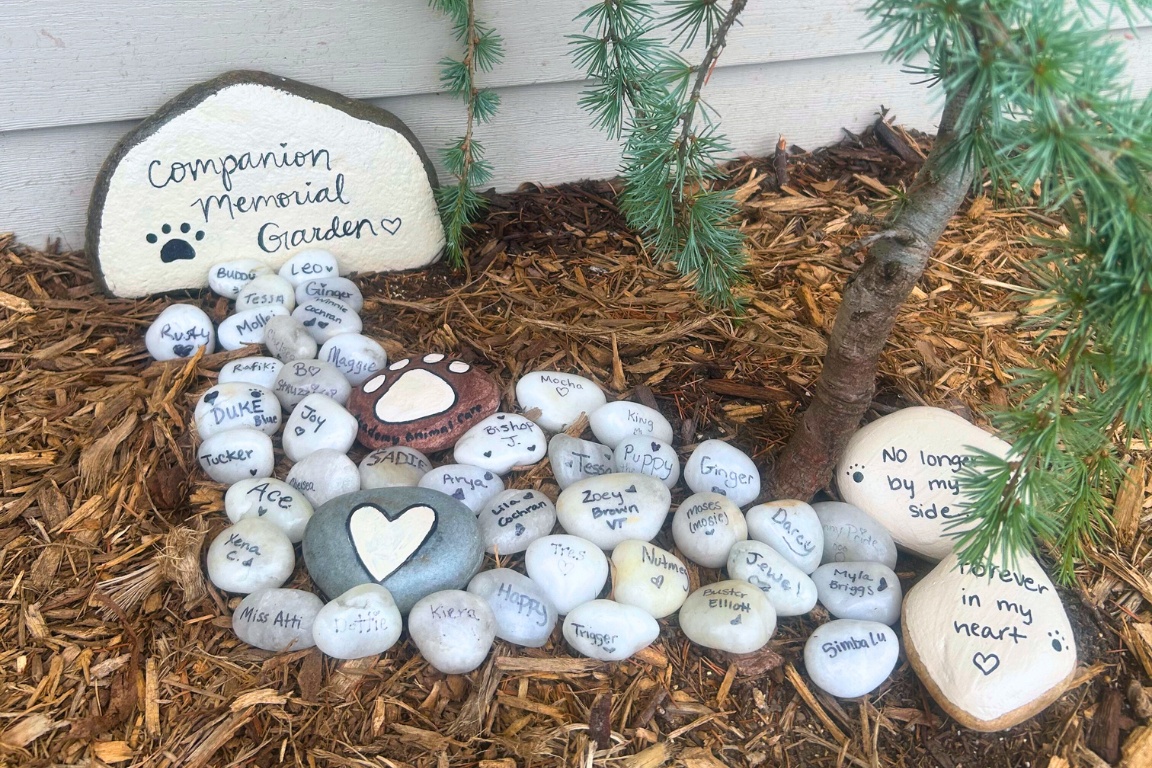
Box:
[272,359,352,408]
[278,250,341,287]
[225,477,314,543]
[285,448,360,507]
[515,371,607,432]
[262,315,318,362]
[555,473,672,550]
[682,439,761,507]
[679,580,777,654]
[206,518,295,593]
[613,436,680,489]
[416,463,504,512]
[359,446,432,490]
[453,413,547,475]
[408,590,497,675]
[726,540,818,617]
[477,489,556,555]
[610,540,690,619]
[217,305,289,350]
[198,428,274,483]
[311,584,403,660]
[524,534,610,615]
[219,356,284,390]
[548,434,614,489]
[804,620,900,698]
[745,500,824,574]
[563,600,660,661]
[292,296,362,344]
[282,393,358,462]
[86,71,444,297]
[319,333,387,386]
[194,382,281,439]
[297,277,364,313]
[671,491,748,568]
[208,259,273,298]
[467,569,558,648]
[145,304,215,361]
[235,274,296,312]
[588,401,674,449]
[811,562,902,626]
[232,588,323,652]
[813,501,898,569]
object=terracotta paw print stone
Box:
[347,353,499,452]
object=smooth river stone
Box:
[303,486,484,613]
[678,580,778,655]
[235,273,297,312]
[198,428,274,483]
[408,590,497,674]
[319,333,387,386]
[745,500,824,574]
[348,354,500,452]
[682,439,761,508]
[282,393,358,462]
[272,359,352,409]
[563,600,659,661]
[292,296,362,344]
[296,277,364,313]
[262,315,318,362]
[672,492,748,569]
[286,449,360,507]
[194,382,281,439]
[555,473,671,550]
[206,518,295,593]
[726,540,818,617]
[477,489,556,556]
[145,304,215,361]
[836,406,1013,561]
[814,501,898,569]
[614,436,679,489]
[467,569,558,648]
[217,305,289,350]
[903,551,1076,731]
[525,534,609,615]
[225,477,314,543]
[610,540,690,619]
[312,584,403,659]
[588,401,674,449]
[417,463,504,512]
[278,249,340,287]
[233,588,323,652]
[548,434,613,490]
[812,561,902,625]
[359,446,432,489]
[515,371,607,432]
[805,620,900,698]
[208,259,273,298]
[453,413,547,475]
[219,356,284,389]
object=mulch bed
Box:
[1,124,1149,768]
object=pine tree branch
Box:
[676,0,747,164]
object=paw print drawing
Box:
[847,463,866,484]
[1048,630,1068,652]
[364,354,474,424]
[146,223,204,263]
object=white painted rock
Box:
[903,551,1076,731]
[614,436,679,489]
[272,359,352,409]
[477,489,556,556]
[515,371,607,432]
[198,428,274,483]
[672,492,748,569]
[292,296,361,344]
[563,600,660,661]
[555,473,671,550]
[683,440,761,508]
[208,259,273,298]
[235,273,297,312]
[286,448,360,507]
[219,356,283,389]
[278,249,340,287]
[262,315,318,362]
[588,401,674,449]
[408,590,497,674]
[233,588,323,652]
[194,382,281,439]
[467,569,558,648]
[814,501,898,569]
[296,277,364,313]
[217,305,290,351]
[145,304,215,361]
[206,518,295,593]
[225,477,314,543]
[805,620,900,698]
[727,540,818,617]
[453,413,547,474]
[524,534,610,615]
[548,434,614,490]
[312,584,403,659]
[319,333,387,386]
[812,562,902,625]
[282,393,358,462]
[417,464,505,513]
[359,446,432,489]
[610,540,690,619]
[836,407,1012,560]
[679,580,777,654]
[745,500,824,574]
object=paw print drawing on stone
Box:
[847,463,866,484]
[364,354,474,424]
[146,222,204,263]
[1048,630,1068,652]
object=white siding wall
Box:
[2,1,1150,249]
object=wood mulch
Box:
[2,123,1150,768]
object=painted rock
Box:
[467,569,558,648]
[193,382,281,439]
[588,401,674,449]
[903,551,1076,731]
[225,477,314,543]
[296,277,364,313]
[515,371,607,432]
[745,500,824,574]
[548,434,614,490]
[217,305,289,350]
[453,413,547,474]
[208,259,273,298]
[613,436,679,489]
[563,600,660,661]
[610,540,690,619]
[683,439,761,508]
[524,534,610,615]
[282,394,358,462]
[278,249,340,287]
[272,359,351,409]
[678,580,777,654]
[232,588,323,652]
[814,501,898,569]
[312,584,403,660]
[285,448,360,507]
[671,491,748,569]
[145,304,215,361]
[359,446,432,490]
[235,273,297,312]
[477,489,556,555]
[812,561,902,625]
[417,463,504,513]
[836,406,1012,560]
[726,540,818,617]
[86,71,444,298]
[319,333,387,386]
[262,315,318,362]
[302,486,483,613]
[408,590,497,675]
[292,296,362,344]
[206,518,295,593]
[197,428,274,483]
[805,620,900,698]
[555,473,671,550]
[348,354,499,452]
[218,356,283,389]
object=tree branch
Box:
[676,0,747,162]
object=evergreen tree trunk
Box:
[771,87,973,500]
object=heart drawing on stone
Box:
[203,390,219,404]
[972,652,1000,676]
[380,217,402,235]
[555,386,570,397]
[173,344,194,357]
[348,503,438,582]
[650,575,665,588]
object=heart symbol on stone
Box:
[603,646,616,654]
[526,445,536,452]
[249,468,258,476]
[483,472,493,481]
[650,575,665,588]
[303,318,317,327]
[712,486,726,495]
[317,321,329,329]
[555,386,570,397]
[878,577,889,592]
[557,558,574,575]
[514,522,526,536]
[524,492,534,500]
[204,391,219,404]
[704,529,715,536]
[651,442,660,452]
[483,451,492,458]
[173,344,194,357]
[625,485,637,494]
[257,506,268,516]
[294,426,306,436]
[730,614,742,625]
[451,488,466,501]
[349,503,438,582]
[496,414,506,420]
[380,216,402,235]
[972,652,1000,676]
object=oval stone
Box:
[296,276,364,312]
[408,590,497,675]
[515,371,608,432]
[359,446,432,489]
[525,534,609,615]
[208,258,273,298]
[278,249,340,286]
[282,393,358,462]
[219,356,284,389]
[563,600,659,661]
[614,436,679,489]
[417,463,505,513]
[477,489,556,555]
[217,305,290,350]
[679,579,777,654]
[194,382,281,439]
[812,561,902,625]
[225,477,314,543]
[206,518,295,593]
[672,492,748,569]
[548,434,614,490]
[198,428,274,484]
[805,620,900,698]
[814,501,898,569]
[727,540,818,617]
[319,333,387,386]
[292,296,361,344]
[683,439,761,508]
[610,540,690,619]
[555,473,671,550]
[272,359,352,409]
[312,584,403,660]
[233,588,323,652]
[467,569,558,648]
[285,449,360,507]
[588,401,674,449]
[146,304,215,361]
[262,315,318,362]
[235,273,297,312]
[453,413,547,475]
[745,500,824,574]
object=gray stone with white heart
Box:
[198,428,274,484]
[556,473,671,550]
[279,250,341,287]
[359,446,432,490]
[417,463,505,513]
[285,448,360,507]
[312,584,403,660]
[524,534,609,615]
[477,489,556,556]
[453,413,547,474]
[235,273,297,312]
[319,333,387,386]
[727,540,818,617]
[588,401,673,449]
[614,436,679,489]
[233,588,324,652]
[467,568,558,648]
[672,491,748,569]
[272,359,352,409]
[515,371,607,432]
[408,590,497,674]
[297,277,364,313]
[679,579,777,654]
[218,305,289,351]
[225,477,314,543]
[145,304,216,361]
[610,539,690,620]
[194,382,281,439]
[814,501,898,569]
[683,439,760,508]
[219,356,284,389]
[812,561,902,625]
[745,500,824,574]
[563,600,659,661]
[292,296,362,344]
[282,393,358,462]
[208,259,273,298]
[548,434,614,490]
[206,517,295,593]
[262,315,318,362]
[805,620,900,698]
